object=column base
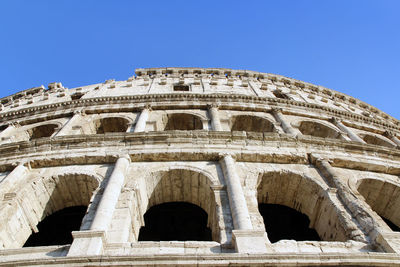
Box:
[68,230,106,256]
[232,230,271,253]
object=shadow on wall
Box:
[231,115,275,133]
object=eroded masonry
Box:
[1,68,400,266]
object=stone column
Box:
[312,155,400,253]
[68,155,131,256]
[208,104,223,131]
[384,131,400,147]
[134,106,150,132]
[219,154,269,253]
[330,117,366,144]
[0,163,29,198]
[271,108,298,136]
[56,110,83,136]
[219,154,252,230]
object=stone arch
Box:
[26,123,60,140]
[257,171,349,242]
[298,120,342,139]
[0,173,100,249]
[93,116,131,134]
[361,134,395,148]
[163,113,204,130]
[137,168,220,242]
[230,115,275,132]
[357,178,400,231]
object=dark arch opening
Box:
[164,113,203,131]
[94,117,130,134]
[138,202,212,241]
[258,203,321,243]
[28,124,58,140]
[23,206,87,247]
[231,115,275,132]
[298,121,341,139]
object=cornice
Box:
[0,131,399,175]
[0,93,398,132]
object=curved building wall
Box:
[0,68,400,265]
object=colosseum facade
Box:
[0,67,400,266]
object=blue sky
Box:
[1,1,399,119]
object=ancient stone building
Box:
[0,67,400,266]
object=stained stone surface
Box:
[0,67,400,265]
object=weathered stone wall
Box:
[0,68,400,266]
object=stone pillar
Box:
[219,154,269,253]
[330,117,366,144]
[219,154,252,230]
[56,110,83,136]
[68,155,130,256]
[208,104,223,131]
[384,131,400,147]
[134,106,150,132]
[312,155,400,253]
[0,163,29,198]
[271,108,298,136]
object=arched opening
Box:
[23,206,87,247]
[298,121,341,139]
[259,204,320,243]
[27,124,58,140]
[362,134,395,148]
[257,171,349,242]
[138,202,212,241]
[164,113,203,130]
[133,169,222,243]
[231,115,275,132]
[94,117,130,134]
[0,174,99,249]
[357,178,400,231]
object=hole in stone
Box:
[138,202,212,241]
[28,124,58,140]
[23,206,87,247]
[164,113,203,130]
[258,203,321,243]
[173,85,190,91]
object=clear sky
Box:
[1,1,399,119]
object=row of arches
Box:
[2,112,397,149]
[1,166,399,249]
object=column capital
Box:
[270,107,283,114]
[218,152,237,160]
[142,104,152,111]
[384,130,395,138]
[74,108,85,116]
[329,117,341,124]
[207,103,220,109]
[119,154,131,163]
